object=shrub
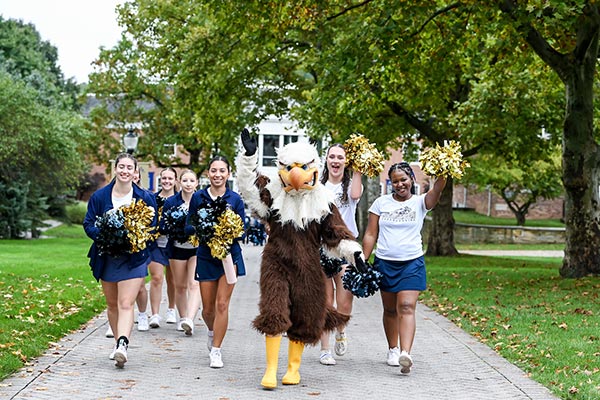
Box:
[65,201,87,225]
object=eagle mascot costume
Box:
[236,129,367,389]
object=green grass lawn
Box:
[453,209,565,228]
[0,224,105,380]
[422,255,599,400]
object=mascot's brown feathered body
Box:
[237,129,365,389]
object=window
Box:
[163,143,177,158]
[262,135,279,167]
[283,135,298,145]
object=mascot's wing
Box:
[236,153,271,219]
[321,204,363,265]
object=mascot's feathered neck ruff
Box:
[238,141,335,231]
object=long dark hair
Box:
[111,153,138,184]
[321,143,351,203]
[209,155,230,171]
[115,153,138,170]
[388,162,416,195]
[160,167,178,179]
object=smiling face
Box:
[160,169,176,192]
[325,145,346,183]
[115,157,136,185]
[390,169,413,201]
[208,160,230,189]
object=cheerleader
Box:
[83,153,157,368]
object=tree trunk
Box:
[356,175,381,241]
[560,58,600,278]
[426,177,458,256]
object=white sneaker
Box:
[114,340,128,368]
[399,350,413,374]
[149,314,161,328]
[387,347,400,366]
[334,332,348,356]
[105,326,114,338]
[165,308,177,324]
[137,313,149,331]
[109,345,117,360]
[319,350,336,365]
[209,348,224,368]
[176,319,184,331]
[181,318,194,336]
[207,333,214,351]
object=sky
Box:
[0,0,126,83]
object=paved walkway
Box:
[1,244,558,399]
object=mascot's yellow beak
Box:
[279,163,319,192]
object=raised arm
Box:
[424,176,447,210]
[350,170,363,201]
[236,128,271,219]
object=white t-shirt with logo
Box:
[325,180,362,238]
[368,194,428,261]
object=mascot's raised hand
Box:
[236,128,364,389]
[241,128,257,156]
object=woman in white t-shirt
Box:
[362,162,446,374]
[318,144,363,366]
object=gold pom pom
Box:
[419,140,470,179]
[121,199,158,253]
[208,209,244,259]
[189,235,200,247]
[343,134,385,178]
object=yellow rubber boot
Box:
[282,340,304,385]
[261,335,282,389]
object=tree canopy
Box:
[0,18,88,238]
[86,1,599,276]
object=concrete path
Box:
[1,244,559,399]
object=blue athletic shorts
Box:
[150,246,170,265]
[374,255,426,292]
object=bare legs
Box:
[380,290,419,352]
[170,256,197,321]
[319,265,354,354]
[102,277,144,341]
[200,273,235,348]
[147,261,165,315]
[165,264,175,310]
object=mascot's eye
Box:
[302,164,308,170]
[286,165,293,171]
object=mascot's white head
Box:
[276,142,320,193]
[250,140,333,229]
